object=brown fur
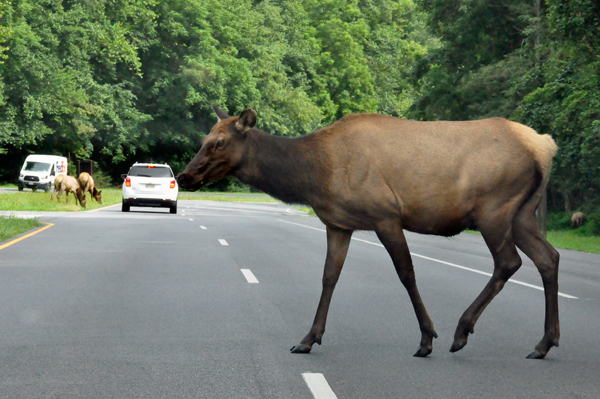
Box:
[51,175,86,208]
[50,175,65,201]
[571,212,584,228]
[178,105,561,359]
[78,172,102,204]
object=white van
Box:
[17,154,68,192]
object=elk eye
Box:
[216,140,225,148]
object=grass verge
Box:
[463,229,600,254]
[0,189,123,211]
[178,193,277,202]
[0,216,43,243]
[0,189,278,212]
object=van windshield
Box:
[23,162,51,172]
[129,166,173,178]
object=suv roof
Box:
[131,162,170,167]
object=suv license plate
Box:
[146,184,155,189]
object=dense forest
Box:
[1,1,599,218]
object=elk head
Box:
[177,104,256,190]
[93,189,102,204]
[78,192,87,208]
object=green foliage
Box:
[0,0,429,182]
[411,0,600,220]
[547,212,572,231]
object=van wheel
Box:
[122,201,130,212]
[170,203,177,214]
[18,186,23,191]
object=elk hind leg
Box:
[376,220,437,357]
[290,226,352,354]
[513,208,560,359]
[451,218,522,353]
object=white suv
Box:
[121,163,178,213]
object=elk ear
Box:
[236,108,256,133]
[212,103,230,121]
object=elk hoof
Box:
[526,350,546,359]
[413,346,432,358]
[290,344,312,354]
[449,339,468,353]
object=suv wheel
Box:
[170,203,177,214]
[122,201,130,212]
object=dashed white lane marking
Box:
[218,239,228,246]
[302,373,338,399]
[188,218,193,221]
[278,219,578,299]
[240,269,259,284]
[200,226,207,229]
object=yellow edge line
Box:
[0,222,55,251]
[85,203,120,213]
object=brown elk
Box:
[571,212,584,229]
[50,175,87,208]
[177,104,560,359]
[50,175,65,200]
[78,172,102,204]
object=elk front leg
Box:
[375,220,438,357]
[290,226,353,354]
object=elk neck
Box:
[234,129,330,205]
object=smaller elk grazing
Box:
[571,212,584,229]
[51,175,86,208]
[78,172,102,204]
[177,104,560,359]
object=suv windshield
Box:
[24,162,51,172]
[129,166,173,178]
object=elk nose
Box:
[175,173,190,188]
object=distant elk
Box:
[51,175,87,208]
[571,212,584,229]
[78,172,102,204]
[177,104,560,359]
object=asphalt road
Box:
[1,201,599,398]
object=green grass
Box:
[0,216,43,243]
[0,188,278,212]
[178,193,278,202]
[0,188,123,211]
[463,229,600,254]
[546,230,600,254]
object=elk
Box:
[50,175,65,200]
[571,212,584,229]
[177,104,560,359]
[51,175,87,208]
[78,172,102,204]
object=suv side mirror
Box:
[120,174,127,180]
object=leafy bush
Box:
[547,212,572,231]
[577,211,600,237]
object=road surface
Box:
[0,201,599,398]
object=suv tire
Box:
[122,201,130,212]
[170,203,177,214]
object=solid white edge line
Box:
[278,219,578,299]
[302,373,338,399]
[240,269,259,284]
[218,239,228,246]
